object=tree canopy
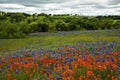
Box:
[0,12,120,39]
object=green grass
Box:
[0,30,120,53]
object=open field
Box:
[0,30,120,54]
[0,0,120,79]
[0,30,120,80]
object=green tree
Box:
[28,22,39,32]
[38,21,49,32]
[55,20,68,31]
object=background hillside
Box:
[0,12,120,39]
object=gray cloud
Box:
[117,10,120,12]
[0,0,120,15]
[108,0,120,5]
[93,4,120,9]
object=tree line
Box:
[0,11,120,39]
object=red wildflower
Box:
[86,71,94,76]
[13,78,17,80]
[7,73,11,80]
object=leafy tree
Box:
[0,12,120,39]
[28,22,39,32]
[55,20,68,31]
[113,21,120,29]
[19,21,30,34]
[38,21,49,32]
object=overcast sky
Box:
[0,0,120,15]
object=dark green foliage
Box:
[37,21,49,32]
[0,21,27,39]
[55,20,68,31]
[0,12,120,39]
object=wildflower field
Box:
[0,30,120,80]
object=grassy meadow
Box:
[0,30,120,53]
[0,30,120,80]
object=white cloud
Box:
[0,0,120,15]
[0,3,40,13]
[0,4,26,9]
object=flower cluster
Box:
[0,42,120,80]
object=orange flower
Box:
[7,73,11,80]
[111,63,118,69]
[34,63,38,68]
[79,76,83,80]
[53,67,57,72]
[111,76,115,80]
[107,74,110,78]
[64,64,69,70]
[86,71,94,76]
[93,76,97,80]
[57,64,63,71]
[13,78,17,80]
[48,73,53,80]
[29,73,32,78]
